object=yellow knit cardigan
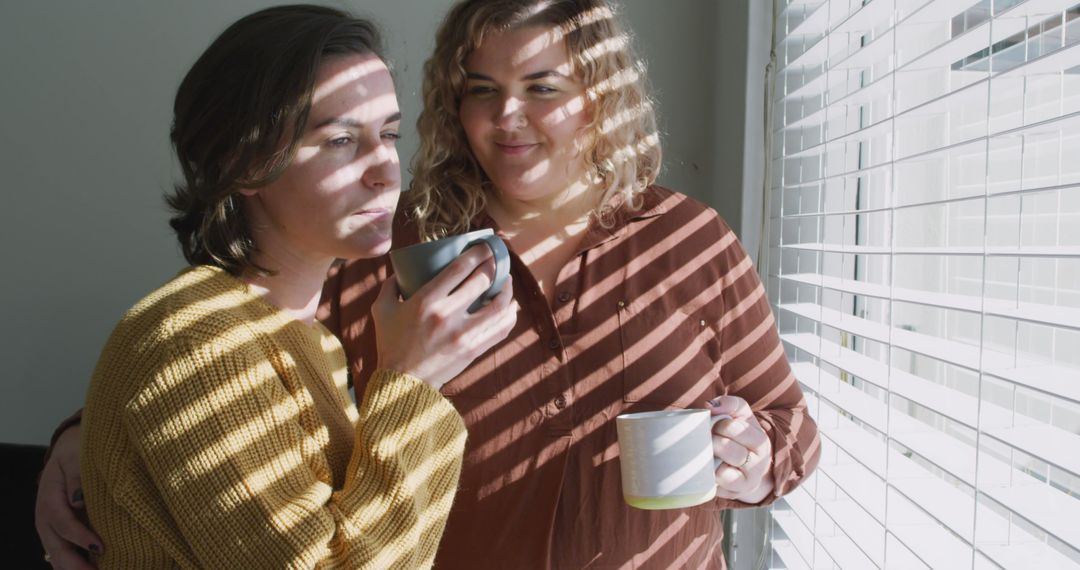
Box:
[81,266,466,569]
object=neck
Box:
[486,179,600,270]
[487,179,598,235]
[241,242,333,326]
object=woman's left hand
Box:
[708,395,775,504]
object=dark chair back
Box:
[0,443,51,569]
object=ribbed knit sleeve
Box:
[114,328,466,569]
[331,369,467,568]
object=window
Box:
[765,0,1080,568]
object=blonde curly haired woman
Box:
[323,0,821,567]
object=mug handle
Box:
[465,234,511,309]
[709,414,732,471]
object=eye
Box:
[327,135,355,148]
[529,85,558,94]
[466,84,497,96]
[381,131,401,142]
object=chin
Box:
[496,181,556,202]
[337,233,393,261]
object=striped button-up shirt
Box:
[320,186,820,569]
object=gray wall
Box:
[0,1,758,445]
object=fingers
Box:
[36,462,100,569]
[41,527,98,570]
[711,415,770,451]
[707,395,752,419]
[41,540,96,570]
[712,443,767,498]
[58,470,101,550]
[443,275,516,359]
[412,245,503,317]
[373,255,515,388]
[708,395,768,454]
[446,260,499,313]
[712,435,752,467]
[467,276,517,345]
[372,274,401,318]
[709,404,775,501]
[65,472,84,510]
[470,272,512,315]
[420,243,495,299]
[714,457,774,503]
[43,488,101,557]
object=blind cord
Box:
[753,2,780,570]
[756,3,779,277]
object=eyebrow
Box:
[466,70,568,81]
[311,112,402,130]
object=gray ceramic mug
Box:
[389,228,510,313]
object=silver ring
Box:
[44,553,53,563]
[740,451,753,468]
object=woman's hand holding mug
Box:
[708,395,775,504]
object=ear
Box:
[236,187,259,197]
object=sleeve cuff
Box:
[362,369,466,441]
[42,408,83,468]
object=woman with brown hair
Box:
[46,5,515,568]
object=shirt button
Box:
[548,337,561,350]
[557,291,572,303]
[554,394,567,409]
[617,300,627,309]
[700,319,707,327]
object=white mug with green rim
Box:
[616,409,730,510]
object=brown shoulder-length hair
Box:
[166,5,384,274]
[408,0,662,241]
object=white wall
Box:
[0,0,746,445]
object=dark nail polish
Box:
[72,489,84,504]
[89,544,102,554]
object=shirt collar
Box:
[579,186,673,253]
[469,185,671,249]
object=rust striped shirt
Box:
[320,186,820,569]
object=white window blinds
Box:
[764,0,1080,568]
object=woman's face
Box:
[241,53,402,263]
[459,25,591,204]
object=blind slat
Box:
[805,390,1080,569]
[796,345,1080,477]
[778,271,1080,331]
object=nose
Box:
[360,141,400,191]
[495,95,527,131]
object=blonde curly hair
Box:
[408,0,662,240]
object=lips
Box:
[351,207,393,218]
[494,141,538,156]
